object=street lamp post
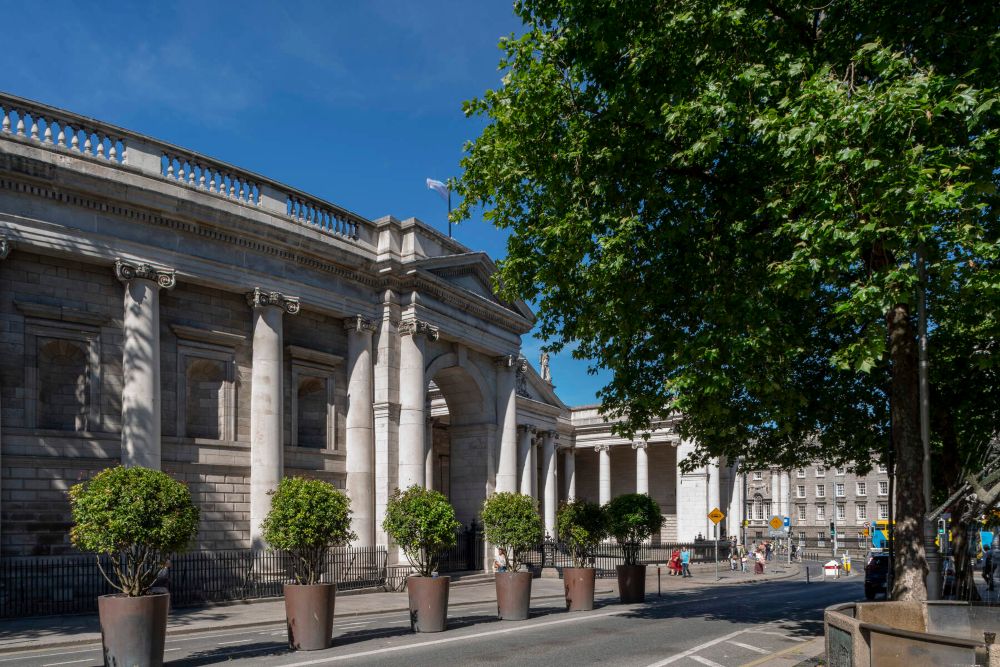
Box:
[918,245,941,600]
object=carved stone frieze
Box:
[399,319,439,340]
[246,287,300,314]
[344,314,377,334]
[114,258,176,289]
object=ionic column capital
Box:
[344,314,377,334]
[0,236,11,260]
[114,258,176,289]
[246,287,300,314]
[518,424,536,435]
[595,444,610,453]
[632,441,648,450]
[399,319,439,340]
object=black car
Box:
[864,552,890,600]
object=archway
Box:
[424,352,494,526]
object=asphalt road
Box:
[6,574,863,667]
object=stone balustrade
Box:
[0,92,369,243]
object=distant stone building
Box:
[739,463,891,548]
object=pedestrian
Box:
[669,549,682,575]
[991,544,1000,592]
[681,547,691,577]
[984,548,994,591]
[755,547,765,574]
[730,552,739,571]
[765,542,772,561]
[494,547,509,573]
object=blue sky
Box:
[5,0,610,406]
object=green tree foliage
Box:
[69,466,199,597]
[481,492,544,572]
[556,500,607,568]
[604,494,664,566]
[455,0,1000,600]
[261,477,355,585]
[382,485,461,577]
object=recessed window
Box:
[796,485,806,498]
[752,471,763,481]
[878,481,889,496]
[815,466,825,477]
[877,463,888,474]
[816,484,825,498]
[796,468,806,478]
[878,503,889,520]
[857,504,867,520]
[856,482,866,496]
[816,505,826,520]
[836,467,846,476]
[836,504,846,521]
[835,483,845,498]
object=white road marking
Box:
[280,608,630,666]
[728,640,770,654]
[642,630,747,666]
[0,648,98,663]
[747,631,806,642]
[41,659,92,667]
[218,638,247,644]
[690,657,726,667]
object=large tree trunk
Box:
[887,303,928,601]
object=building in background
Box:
[739,463,892,551]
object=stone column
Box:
[708,458,721,538]
[115,259,175,470]
[597,445,611,505]
[495,355,519,493]
[563,446,576,501]
[344,315,376,547]
[542,430,557,538]
[634,442,649,495]
[518,424,535,496]
[247,288,299,547]
[780,470,790,518]
[770,470,780,518]
[0,237,9,552]
[398,320,437,490]
[425,416,436,491]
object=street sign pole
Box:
[715,523,719,581]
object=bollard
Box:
[658,565,662,597]
[806,565,810,584]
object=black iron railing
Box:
[0,546,388,619]
[437,524,485,573]
[521,540,730,577]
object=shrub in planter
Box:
[556,500,607,611]
[481,492,543,620]
[262,476,354,650]
[604,493,664,603]
[382,485,460,632]
[69,465,199,667]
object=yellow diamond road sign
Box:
[769,516,783,530]
[708,508,725,525]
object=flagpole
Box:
[448,190,452,238]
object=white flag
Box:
[426,178,449,201]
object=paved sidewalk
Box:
[0,561,811,654]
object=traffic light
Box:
[830,521,836,536]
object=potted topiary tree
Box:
[556,499,607,611]
[262,476,354,651]
[604,493,664,603]
[481,492,544,620]
[382,485,460,633]
[69,466,199,667]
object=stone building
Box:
[0,93,737,557]
[739,463,891,548]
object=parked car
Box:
[864,551,890,600]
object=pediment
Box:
[413,252,534,321]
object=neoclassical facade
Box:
[0,94,733,557]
